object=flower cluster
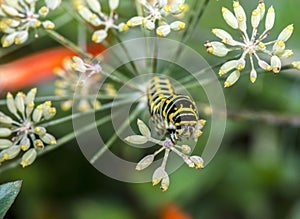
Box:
[0,89,57,167]
[205,0,295,87]
[76,0,128,43]
[0,0,61,47]
[125,119,204,191]
[54,56,103,112]
[127,0,187,37]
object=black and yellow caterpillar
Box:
[147,76,205,143]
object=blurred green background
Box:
[1,0,300,219]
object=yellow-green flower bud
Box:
[222,7,238,29]
[1,145,20,160]
[86,0,101,13]
[0,128,12,137]
[15,92,25,114]
[34,139,44,150]
[26,88,37,105]
[7,92,17,116]
[32,104,44,122]
[0,139,13,149]
[40,133,57,145]
[265,6,275,31]
[20,137,30,151]
[137,119,151,138]
[20,148,37,168]
[224,70,240,88]
[233,1,247,32]
[271,55,281,74]
[156,25,171,37]
[125,135,148,145]
[109,0,119,11]
[277,24,294,42]
[160,175,170,192]
[152,167,167,186]
[190,156,204,169]
[136,155,154,170]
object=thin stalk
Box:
[165,0,210,75]
[46,30,141,92]
[0,115,111,174]
[40,98,132,128]
[90,107,142,164]
[111,29,141,76]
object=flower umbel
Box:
[125,119,205,191]
[205,0,295,87]
[127,0,187,37]
[54,57,106,112]
[76,0,128,43]
[0,0,60,47]
[0,88,57,167]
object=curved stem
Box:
[90,107,142,164]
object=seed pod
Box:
[258,60,272,71]
[181,145,191,154]
[212,28,233,42]
[272,40,285,55]
[250,69,257,83]
[14,31,29,45]
[251,9,260,29]
[39,6,49,17]
[42,21,55,30]
[144,20,155,31]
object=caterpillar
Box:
[147,76,205,143]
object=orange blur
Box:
[160,204,193,219]
[0,43,105,92]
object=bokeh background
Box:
[0,0,300,219]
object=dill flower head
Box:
[0,88,57,167]
[125,119,205,191]
[205,0,295,87]
[55,56,117,112]
[0,0,61,47]
[127,0,187,37]
[76,0,128,43]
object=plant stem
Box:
[0,115,111,174]
[90,107,142,164]
[40,98,132,128]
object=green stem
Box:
[0,114,111,174]
[40,98,132,128]
[90,107,142,164]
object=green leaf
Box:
[0,180,22,219]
